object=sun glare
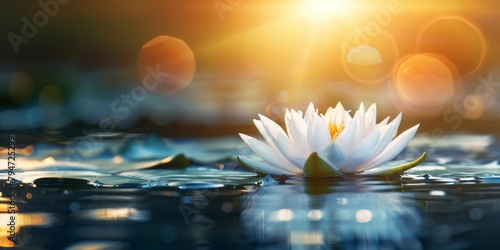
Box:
[299,0,354,19]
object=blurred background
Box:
[1,0,499,136]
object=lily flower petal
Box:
[376,116,390,128]
[303,102,316,122]
[238,156,296,175]
[239,133,302,174]
[335,118,358,154]
[258,115,307,168]
[253,119,275,149]
[238,102,424,177]
[285,109,310,154]
[307,112,332,152]
[365,103,377,132]
[318,143,346,170]
[359,124,420,171]
[364,114,402,164]
[340,129,381,173]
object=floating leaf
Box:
[144,154,191,170]
[118,168,262,187]
[303,152,342,177]
[361,152,427,176]
[33,177,91,189]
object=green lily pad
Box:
[32,177,91,189]
[303,152,343,177]
[361,152,427,176]
[144,154,191,170]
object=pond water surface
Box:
[1,132,500,249]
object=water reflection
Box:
[241,182,422,249]
[3,132,500,248]
[74,207,150,222]
[0,213,54,247]
[3,174,500,248]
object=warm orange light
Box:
[137,35,196,94]
[0,145,33,157]
[42,157,56,165]
[395,54,455,107]
[244,20,312,81]
[341,31,399,84]
[390,53,463,118]
[462,95,484,119]
[74,208,149,221]
[112,155,124,164]
[417,16,486,78]
[297,0,356,20]
[0,213,53,247]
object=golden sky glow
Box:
[2,0,499,127]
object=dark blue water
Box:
[1,133,500,249]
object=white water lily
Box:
[238,102,425,177]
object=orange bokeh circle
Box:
[389,53,464,118]
[137,35,196,94]
[340,30,399,84]
[416,16,486,79]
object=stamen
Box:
[328,123,345,141]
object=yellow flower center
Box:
[328,122,345,142]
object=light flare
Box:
[137,35,195,94]
[389,53,464,118]
[417,16,486,78]
[297,0,357,20]
[355,209,373,223]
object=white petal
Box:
[381,114,401,140]
[323,106,334,122]
[334,102,349,125]
[376,116,390,128]
[342,113,353,126]
[352,104,366,145]
[258,115,307,168]
[254,119,274,148]
[239,133,302,174]
[238,156,296,175]
[335,118,358,153]
[366,103,377,131]
[255,118,305,167]
[318,143,346,170]
[368,113,402,160]
[361,124,419,170]
[307,112,332,152]
[358,102,366,116]
[339,129,381,173]
[335,102,346,113]
[286,109,310,154]
[304,102,316,122]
